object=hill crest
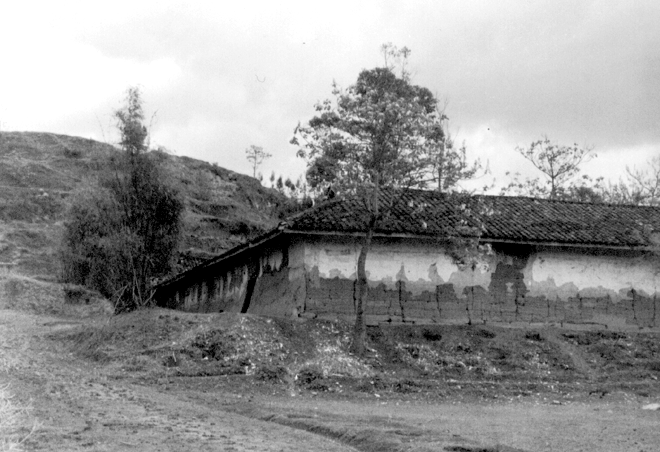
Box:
[0,131,287,279]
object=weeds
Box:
[292,344,374,380]
[0,384,34,452]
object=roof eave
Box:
[284,229,648,250]
[155,224,286,290]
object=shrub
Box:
[60,88,183,312]
[422,328,442,342]
[255,365,288,382]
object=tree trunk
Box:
[350,217,376,356]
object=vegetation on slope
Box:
[49,304,660,402]
[0,131,289,279]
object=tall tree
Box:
[62,87,183,312]
[245,145,272,178]
[292,46,480,354]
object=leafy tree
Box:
[268,173,313,218]
[432,118,483,193]
[292,46,484,354]
[561,176,607,203]
[245,145,272,178]
[61,87,183,312]
[510,136,595,199]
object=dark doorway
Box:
[240,259,259,313]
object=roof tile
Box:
[286,190,660,247]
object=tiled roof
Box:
[285,190,660,247]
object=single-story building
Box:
[154,190,660,331]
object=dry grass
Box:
[52,307,660,401]
[0,131,288,280]
[58,308,376,385]
[0,276,113,317]
[291,322,374,380]
[0,384,32,452]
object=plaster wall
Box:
[247,240,307,317]
[302,236,660,330]
[526,251,658,300]
[165,262,250,313]
[158,238,307,317]
[158,234,660,330]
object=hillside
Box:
[0,131,288,280]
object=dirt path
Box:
[2,306,660,452]
[0,310,356,452]
[244,394,660,452]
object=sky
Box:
[1,0,659,192]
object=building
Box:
[154,190,660,330]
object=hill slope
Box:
[0,131,287,279]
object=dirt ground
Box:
[0,310,356,452]
[2,283,660,451]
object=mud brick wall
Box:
[301,236,660,331]
[162,263,249,313]
[156,237,305,316]
[157,234,660,331]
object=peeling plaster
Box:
[304,238,494,297]
[525,251,659,302]
[396,264,408,282]
[158,235,660,330]
[428,263,444,285]
[259,249,284,274]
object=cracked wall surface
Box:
[302,237,660,330]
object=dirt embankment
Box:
[2,275,660,452]
[0,295,357,451]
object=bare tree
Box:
[621,157,660,205]
[515,136,595,199]
[245,145,272,178]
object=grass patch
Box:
[0,384,33,452]
[54,308,660,400]
[1,277,113,317]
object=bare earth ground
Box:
[1,279,660,451]
[0,310,355,452]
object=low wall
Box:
[302,237,660,330]
[157,234,660,331]
[157,237,306,317]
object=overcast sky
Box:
[1,0,658,191]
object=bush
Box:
[296,367,324,386]
[60,88,183,313]
[255,365,288,382]
[525,331,543,342]
[422,328,442,342]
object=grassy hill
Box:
[0,131,288,280]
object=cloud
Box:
[414,1,660,151]
[2,0,658,185]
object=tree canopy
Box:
[295,67,443,201]
[292,46,484,354]
[502,136,596,201]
